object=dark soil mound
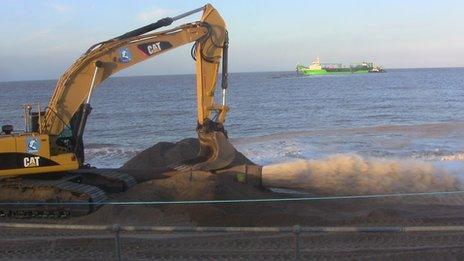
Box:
[122,138,199,169]
[122,138,254,170]
[120,138,255,183]
[70,138,270,225]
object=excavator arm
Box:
[41,4,234,170]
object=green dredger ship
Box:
[297,57,385,75]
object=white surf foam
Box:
[84,144,140,168]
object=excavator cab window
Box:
[56,126,73,149]
[1,125,13,135]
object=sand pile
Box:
[122,138,199,169]
[72,138,274,226]
[119,138,254,183]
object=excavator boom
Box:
[40,4,234,170]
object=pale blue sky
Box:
[0,0,463,81]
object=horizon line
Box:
[1,66,463,84]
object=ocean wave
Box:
[84,146,140,168]
[85,143,120,149]
[408,150,464,162]
[231,122,464,145]
[235,139,315,165]
[85,147,139,157]
[441,152,464,161]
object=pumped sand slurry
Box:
[1,138,464,259]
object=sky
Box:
[0,0,463,81]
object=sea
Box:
[1,68,464,175]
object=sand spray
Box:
[262,154,462,195]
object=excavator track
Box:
[0,179,107,218]
[0,169,136,219]
[70,168,137,193]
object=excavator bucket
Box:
[191,131,236,171]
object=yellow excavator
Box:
[0,4,236,217]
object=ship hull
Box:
[297,68,369,75]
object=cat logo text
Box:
[24,157,40,168]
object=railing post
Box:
[293,225,301,260]
[113,224,122,261]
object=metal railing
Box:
[1,222,464,260]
